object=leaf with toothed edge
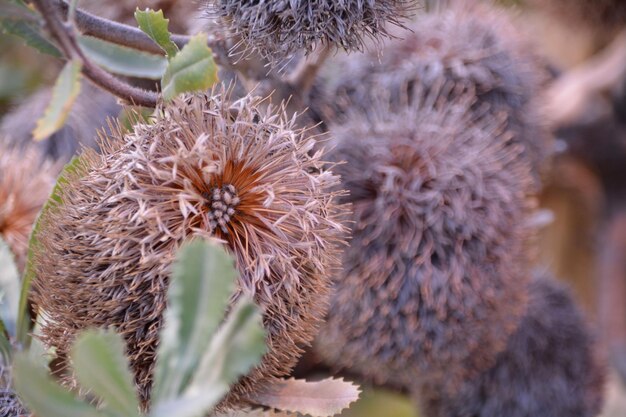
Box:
[245,377,362,417]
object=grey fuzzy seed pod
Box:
[416,271,606,417]
[207,0,418,61]
[316,81,537,393]
[315,1,551,183]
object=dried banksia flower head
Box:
[0,365,27,417]
[316,0,550,181]
[317,81,537,393]
[208,0,418,61]
[0,142,55,270]
[417,271,606,417]
[32,88,345,407]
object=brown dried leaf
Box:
[245,378,361,417]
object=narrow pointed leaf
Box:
[152,297,266,417]
[77,35,166,79]
[0,237,20,337]
[71,329,140,417]
[134,8,179,57]
[152,241,237,402]
[0,319,12,363]
[33,60,82,141]
[0,19,62,57]
[18,156,84,346]
[246,378,362,417]
[13,353,104,417]
[160,33,218,101]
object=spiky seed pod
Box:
[0,142,55,271]
[207,0,418,61]
[316,81,537,393]
[0,365,27,417]
[416,271,606,417]
[32,88,346,408]
[315,1,550,181]
[0,83,120,161]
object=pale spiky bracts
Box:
[317,1,550,180]
[32,88,346,408]
[416,271,606,417]
[316,82,537,392]
[208,0,418,61]
[0,142,55,271]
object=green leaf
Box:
[0,0,39,21]
[33,60,82,141]
[0,238,20,337]
[0,319,12,363]
[152,241,237,402]
[71,329,141,417]
[134,8,179,58]
[151,298,266,417]
[13,353,104,417]
[18,156,83,346]
[0,19,62,57]
[77,35,167,80]
[160,33,218,101]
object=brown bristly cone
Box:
[314,0,551,182]
[31,87,346,409]
[207,0,419,62]
[316,80,537,394]
[0,142,55,271]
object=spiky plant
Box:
[316,81,537,393]
[0,143,55,271]
[417,271,606,417]
[207,0,418,61]
[31,88,346,408]
[316,0,550,180]
[0,365,26,417]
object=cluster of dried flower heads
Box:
[208,0,418,61]
[31,88,346,408]
[314,3,606,416]
[0,142,55,270]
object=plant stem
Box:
[31,0,159,107]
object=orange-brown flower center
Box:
[204,183,240,233]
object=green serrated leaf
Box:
[160,33,218,101]
[13,353,105,417]
[0,237,20,337]
[152,298,266,417]
[0,19,62,57]
[152,240,237,402]
[33,60,82,141]
[71,329,141,417]
[18,156,84,346]
[134,8,179,58]
[77,35,167,80]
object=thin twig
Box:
[32,0,159,107]
[288,45,332,95]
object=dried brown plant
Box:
[317,81,537,396]
[31,88,346,409]
[316,1,551,181]
[207,0,418,61]
[0,142,55,271]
